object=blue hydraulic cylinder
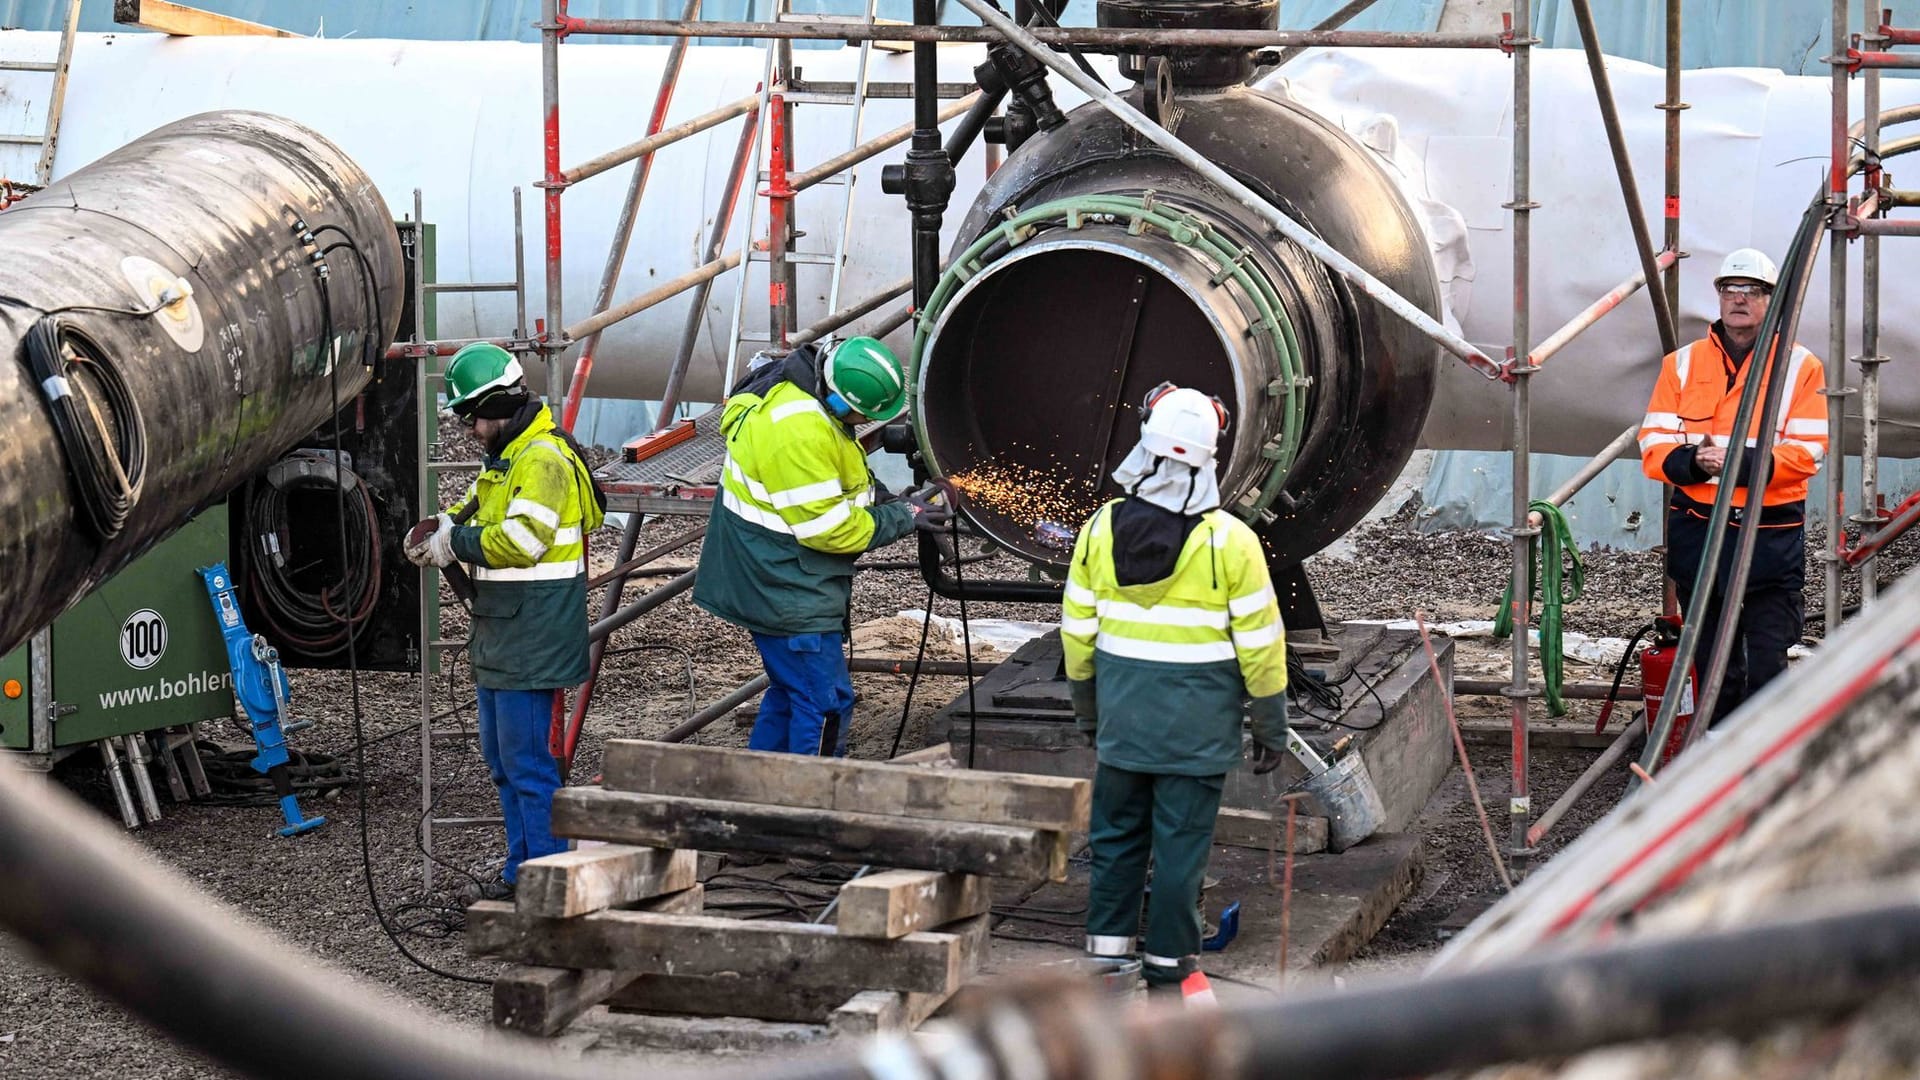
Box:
[199,563,325,837]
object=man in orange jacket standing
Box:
[1637,248,1829,726]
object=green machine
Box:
[0,506,233,821]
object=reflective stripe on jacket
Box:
[1060,501,1286,775]
[448,405,604,689]
[1638,329,1829,508]
[693,379,914,636]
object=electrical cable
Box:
[21,315,147,541]
[306,218,492,986]
[191,740,356,805]
[244,453,382,656]
[950,512,980,769]
[886,587,939,760]
[1285,650,1386,732]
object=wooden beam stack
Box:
[468,741,1090,1042]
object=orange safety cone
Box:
[1179,970,1217,1006]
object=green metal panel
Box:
[0,638,29,750]
[47,505,234,746]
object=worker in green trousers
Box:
[1062,383,1290,997]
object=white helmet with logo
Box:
[1714,248,1779,289]
[1138,382,1230,468]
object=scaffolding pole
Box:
[1659,0,1685,619]
[540,0,567,395]
[1857,1,1888,606]
[1826,0,1852,633]
[1505,0,1537,874]
[1568,0,1679,355]
[553,17,1508,49]
[559,0,701,432]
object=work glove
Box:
[872,478,900,505]
[1247,693,1289,775]
[403,516,438,567]
[1068,678,1097,747]
[406,514,457,569]
[1251,742,1285,775]
[906,482,955,532]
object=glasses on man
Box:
[1717,282,1770,297]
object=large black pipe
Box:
[914,67,1440,573]
[0,111,404,657]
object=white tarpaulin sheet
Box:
[1272,47,1920,457]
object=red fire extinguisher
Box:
[1595,616,1699,768]
[1638,615,1697,767]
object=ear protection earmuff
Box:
[1138,380,1231,431]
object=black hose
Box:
[1640,192,1826,775]
[244,454,382,657]
[1594,621,1654,734]
[23,315,147,540]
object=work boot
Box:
[460,872,515,905]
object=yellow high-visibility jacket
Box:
[1061,501,1286,774]
[694,378,914,636]
[448,404,604,689]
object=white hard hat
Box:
[1715,248,1779,289]
[1138,383,1229,467]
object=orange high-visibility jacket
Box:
[1638,328,1829,507]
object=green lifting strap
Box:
[1494,501,1586,718]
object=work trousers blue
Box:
[476,686,566,882]
[747,631,854,756]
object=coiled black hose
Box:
[244,455,382,656]
[23,315,146,540]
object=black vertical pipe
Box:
[909,0,954,309]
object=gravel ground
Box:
[2,437,1913,1076]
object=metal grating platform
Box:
[595,407,726,516]
[595,406,890,517]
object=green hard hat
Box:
[822,336,907,422]
[445,342,525,412]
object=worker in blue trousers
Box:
[1061,382,1290,1001]
[693,338,943,755]
[407,343,603,897]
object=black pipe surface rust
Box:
[0,111,404,656]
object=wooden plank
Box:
[488,885,704,1036]
[828,914,987,1035]
[552,787,1069,881]
[494,966,636,1037]
[828,991,905,1037]
[465,907,978,994]
[575,1010,832,1053]
[112,0,301,36]
[836,871,990,939]
[516,846,697,918]
[609,975,853,1023]
[887,743,955,768]
[601,740,1089,831]
[1213,808,1329,855]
